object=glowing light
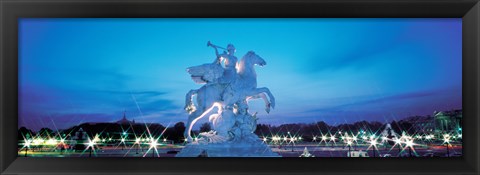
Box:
[312,137,316,141]
[121,138,125,143]
[330,135,336,141]
[123,132,127,135]
[352,136,357,141]
[93,135,100,142]
[370,139,377,146]
[135,138,141,144]
[32,138,44,146]
[395,138,401,145]
[272,136,280,141]
[443,134,451,144]
[444,138,451,144]
[86,139,96,150]
[321,136,327,141]
[149,139,158,148]
[263,137,267,142]
[46,139,57,145]
[88,141,95,147]
[347,140,352,145]
[405,139,414,147]
[24,140,32,148]
[283,137,288,141]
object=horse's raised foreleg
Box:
[246,93,271,113]
[248,87,275,110]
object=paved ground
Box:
[18,142,461,158]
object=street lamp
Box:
[370,139,378,157]
[351,136,358,150]
[347,140,353,157]
[24,139,31,157]
[405,139,414,157]
[394,137,402,155]
[330,134,337,148]
[443,134,451,157]
[287,132,295,152]
[149,138,158,158]
[120,138,126,150]
[135,138,141,154]
[87,139,96,157]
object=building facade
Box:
[434,109,462,134]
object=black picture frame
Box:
[1,0,479,174]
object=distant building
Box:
[400,109,462,135]
[116,111,135,125]
[434,109,462,134]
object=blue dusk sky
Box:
[19,18,462,131]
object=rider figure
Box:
[208,42,238,84]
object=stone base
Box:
[176,140,280,157]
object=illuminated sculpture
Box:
[177,41,278,157]
[299,147,315,157]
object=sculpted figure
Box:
[208,41,238,84]
[183,41,275,142]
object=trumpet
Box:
[207,41,227,50]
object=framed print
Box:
[1,0,479,174]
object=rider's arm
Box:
[212,47,222,64]
[212,48,229,64]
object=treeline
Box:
[18,122,187,144]
[254,120,417,140]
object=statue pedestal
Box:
[176,138,280,157]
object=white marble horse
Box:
[183,51,275,142]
